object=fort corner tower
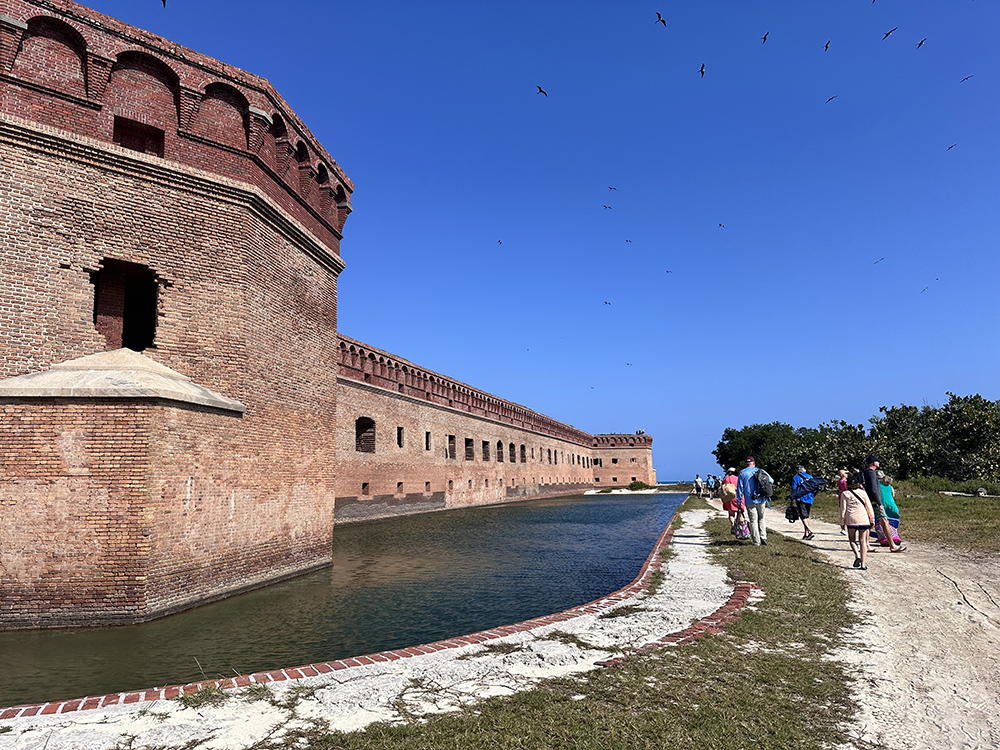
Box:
[0,0,352,628]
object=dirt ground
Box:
[765,506,1000,749]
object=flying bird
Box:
[920,287,929,294]
[824,40,831,51]
[762,31,769,44]
[916,38,927,49]
[536,85,547,96]
[604,301,612,305]
[882,27,898,41]
[699,63,706,78]
[625,239,632,243]
[665,270,672,274]
[626,363,633,366]
[718,223,725,228]
[947,143,956,150]
[498,240,502,244]
[826,95,838,103]
[602,205,613,210]
[873,257,885,265]
[608,186,617,191]
[655,12,667,26]
[960,75,974,83]
[161,0,166,6]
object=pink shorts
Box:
[722,498,739,512]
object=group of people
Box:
[837,456,905,569]
[711,455,906,568]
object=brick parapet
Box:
[0,505,760,717]
[338,334,592,447]
[1,0,351,250]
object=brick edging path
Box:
[1,504,759,720]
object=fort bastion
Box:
[0,0,655,630]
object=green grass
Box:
[253,512,858,750]
[174,685,229,709]
[808,480,1000,555]
[457,642,524,660]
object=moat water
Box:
[0,492,684,707]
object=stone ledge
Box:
[0,348,245,414]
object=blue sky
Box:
[86,0,999,480]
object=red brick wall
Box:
[591,434,657,487]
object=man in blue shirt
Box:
[792,465,816,541]
[736,456,767,546]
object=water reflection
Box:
[0,492,683,706]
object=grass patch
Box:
[809,481,1000,555]
[0,726,11,734]
[457,642,524,660]
[540,630,606,652]
[598,604,645,619]
[678,495,715,512]
[174,685,229,709]
[645,568,666,596]
[239,683,274,703]
[278,512,856,750]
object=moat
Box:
[0,492,684,708]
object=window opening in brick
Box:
[632,477,637,482]
[497,441,504,462]
[361,482,370,496]
[465,438,474,460]
[425,481,431,493]
[595,478,600,483]
[425,431,431,450]
[113,116,165,157]
[447,435,456,460]
[397,482,403,494]
[613,477,618,482]
[90,259,159,351]
[547,449,552,464]
[509,443,516,463]
[612,458,618,464]
[468,479,473,488]
[485,479,489,488]
[482,441,490,461]
[448,480,453,492]
[631,458,636,463]
[355,417,376,452]
[520,445,526,463]
[397,426,404,448]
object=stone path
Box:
[762,504,1000,749]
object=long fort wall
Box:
[0,0,657,629]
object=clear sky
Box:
[84,0,999,480]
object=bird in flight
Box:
[920,287,929,294]
[498,240,502,244]
[873,257,885,265]
[602,205,613,210]
[604,301,612,305]
[655,12,667,27]
[608,186,617,191]
[161,0,166,6]
[824,40,831,51]
[665,270,672,274]
[699,64,706,78]
[536,86,547,96]
[762,31,769,44]
[826,95,838,103]
[626,363,633,366]
[947,143,956,151]
[625,239,632,243]
[718,223,725,228]
[882,27,898,41]
[916,38,927,49]
[960,75,974,83]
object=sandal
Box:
[859,565,868,570]
[805,532,815,541]
[853,557,862,568]
[890,546,907,553]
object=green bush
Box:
[627,481,652,491]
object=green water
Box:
[0,492,684,707]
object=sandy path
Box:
[763,506,1000,749]
[0,508,734,749]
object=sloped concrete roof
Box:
[0,349,245,413]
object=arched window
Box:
[520,445,527,463]
[355,417,375,453]
[509,443,516,463]
[497,440,504,462]
[11,17,87,97]
[547,449,552,464]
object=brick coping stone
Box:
[0,505,759,719]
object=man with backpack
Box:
[736,456,772,546]
[791,465,817,541]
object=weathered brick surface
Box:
[592,434,656,487]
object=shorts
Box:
[847,524,873,531]
[871,499,886,522]
[722,497,739,512]
[796,500,811,519]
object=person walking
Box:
[862,457,905,552]
[836,469,849,534]
[876,471,903,547]
[694,474,704,497]
[720,467,739,525]
[736,456,768,546]
[791,465,816,540]
[840,472,876,569]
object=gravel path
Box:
[764,507,1000,749]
